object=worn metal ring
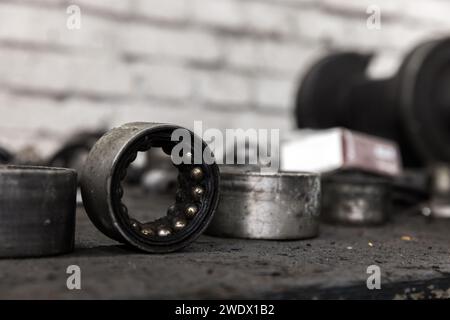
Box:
[0,165,77,258]
[321,172,391,226]
[206,169,321,240]
[80,122,220,253]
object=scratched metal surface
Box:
[0,189,449,300]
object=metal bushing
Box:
[321,173,391,226]
[206,170,321,240]
[0,165,77,258]
[80,122,220,253]
[296,37,450,167]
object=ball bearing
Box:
[185,205,199,218]
[173,218,187,230]
[157,227,172,237]
[80,122,220,253]
[192,186,204,199]
[191,167,204,180]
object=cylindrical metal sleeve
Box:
[80,122,220,253]
[0,165,77,258]
[321,174,390,226]
[206,171,321,240]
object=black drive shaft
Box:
[296,37,450,167]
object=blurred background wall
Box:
[0,0,449,157]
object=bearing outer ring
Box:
[321,173,390,226]
[206,170,321,240]
[80,122,220,253]
[0,165,77,258]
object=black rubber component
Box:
[0,165,77,258]
[296,37,450,167]
[47,131,104,170]
[48,130,144,184]
[80,122,220,253]
[0,146,13,164]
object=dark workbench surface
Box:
[1,191,450,300]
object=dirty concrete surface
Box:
[0,190,449,300]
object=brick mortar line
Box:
[3,85,130,103]
[0,38,308,84]
[233,0,318,11]
[0,39,406,82]
[0,30,412,79]
[0,35,416,66]
[0,90,289,123]
[198,100,291,117]
[2,83,261,113]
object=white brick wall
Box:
[0,0,448,157]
